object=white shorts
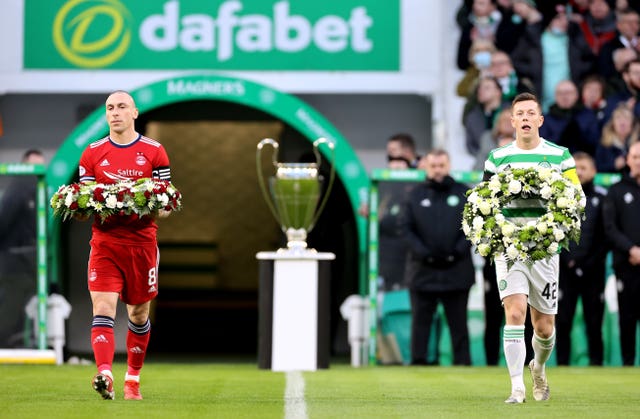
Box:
[494,254,559,315]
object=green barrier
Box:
[0,163,48,350]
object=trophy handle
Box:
[308,137,336,232]
[256,138,282,227]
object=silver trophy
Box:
[256,138,336,253]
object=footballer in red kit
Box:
[78,90,173,401]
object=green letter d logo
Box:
[53,0,131,68]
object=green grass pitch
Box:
[1,361,639,418]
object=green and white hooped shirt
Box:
[484,138,581,223]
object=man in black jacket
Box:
[603,141,640,366]
[557,152,608,365]
[400,149,475,365]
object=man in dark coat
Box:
[602,141,640,366]
[557,152,608,365]
[399,149,475,365]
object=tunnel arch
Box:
[46,73,370,290]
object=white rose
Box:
[553,228,565,241]
[508,180,522,194]
[556,197,569,208]
[495,213,505,223]
[538,168,552,181]
[473,216,484,231]
[501,223,515,237]
[506,245,519,260]
[478,200,492,215]
[158,193,169,206]
[462,222,471,236]
[478,244,491,256]
[536,222,547,234]
[488,178,501,193]
[467,191,479,205]
[540,185,552,200]
[105,195,118,209]
[548,242,559,254]
[64,192,74,207]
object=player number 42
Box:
[541,282,557,300]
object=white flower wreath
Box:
[50,178,182,223]
[462,167,585,267]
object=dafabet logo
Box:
[26,0,398,70]
[53,0,131,68]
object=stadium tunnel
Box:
[46,74,369,357]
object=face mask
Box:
[473,51,492,69]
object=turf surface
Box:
[1,361,638,418]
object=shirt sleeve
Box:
[78,148,95,182]
[152,145,171,181]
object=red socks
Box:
[126,319,151,376]
[91,315,115,372]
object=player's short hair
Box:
[388,133,416,152]
[511,92,541,113]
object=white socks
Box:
[532,327,556,374]
[503,325,526,391]
[125,373,140,383]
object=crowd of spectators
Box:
[456,0,640,174]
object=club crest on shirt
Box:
[624,192,634,204]
[135,153,147,166]
[420,198,431,207]
[447,195,460,207]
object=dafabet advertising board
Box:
[24,0,400,70]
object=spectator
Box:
[358,133,420,218]
[457,38,497,98]
[473,107,514,171]
[457,0,503,71]
[386,132,420,169]
[378,133,420,291]
[400,149,475,366]
[456,0,525,55]
[598,8,640,79]
[595,103,639,172]
[510,4,596,111]
[488,50,535,101]
[567,0,591,21]
[462,51,533,125]
[511,0,543,26]
[464,76,509,155]
[603,57,640,123]
[606,47,638,95]
[556,152,608,365]
[0,149,45,348]
[539,80,581,144]
[602,141,640,366]
[563,74,609,155]
[578,0,617,56]
[580,74,609,130]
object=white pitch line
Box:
[284,371,308,419]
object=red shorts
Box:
[88,239,159,305]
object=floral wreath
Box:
[462,167,584,267]
[50,178,182,223]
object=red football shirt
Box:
[79,134,171,243]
